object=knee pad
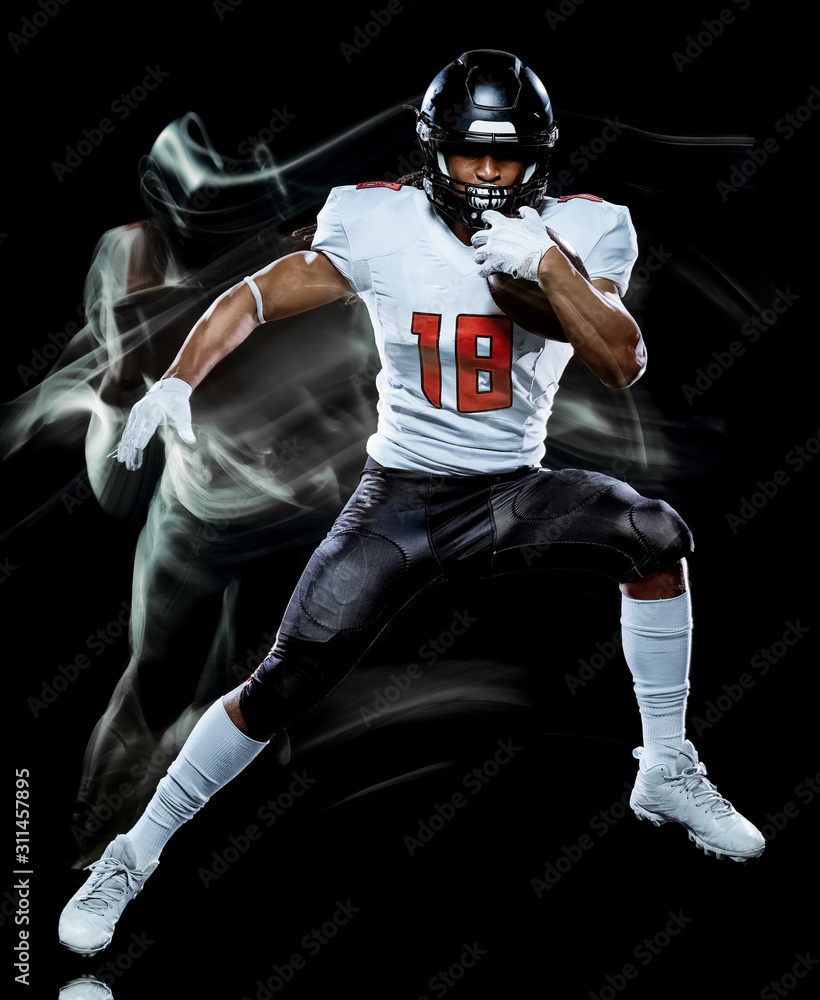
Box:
[238,631,360,736]
[626,496,694,580]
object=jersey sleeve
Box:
[311,188,372,294]
[583,207,638,296]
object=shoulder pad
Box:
[557,194,603,203]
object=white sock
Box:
[621,591,692,767]
[124,699,268,868]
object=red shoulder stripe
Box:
[356,181,402,191]
[557,194,603,203]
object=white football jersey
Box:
[312,183,638,475]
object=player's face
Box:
[446,150,525,191]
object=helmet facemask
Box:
[419,130,555,229]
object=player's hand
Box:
[471,206,557,281]
[116,377,195,471]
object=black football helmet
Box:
[413,49,558,229]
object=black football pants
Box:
[239,458,693,734]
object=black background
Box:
[3,1,818,997]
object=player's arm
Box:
[117,250,352,469]
[163,250,352,389]
[473,207,645,390]
[536,248,645,389]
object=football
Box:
[487,226,589,342]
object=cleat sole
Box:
[632,806,765,862]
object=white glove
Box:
[471,206,556,281]
[117,377,195,471]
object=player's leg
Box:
[105,469,442,878]
[487,468,695,769]
[488,467,764,861]
[618,561,764,860]
[619,560,691,771]
[59,463,444,955]
[58,691,266,956]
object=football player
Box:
[59,49,765,959]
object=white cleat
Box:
[630,740,765,862]
[59,835,158,956]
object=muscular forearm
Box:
[160,251,352,391]
[114,251,352,471]
[162,280,260,390]
[537,247,646,389]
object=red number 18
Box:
[411,312,513,413]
